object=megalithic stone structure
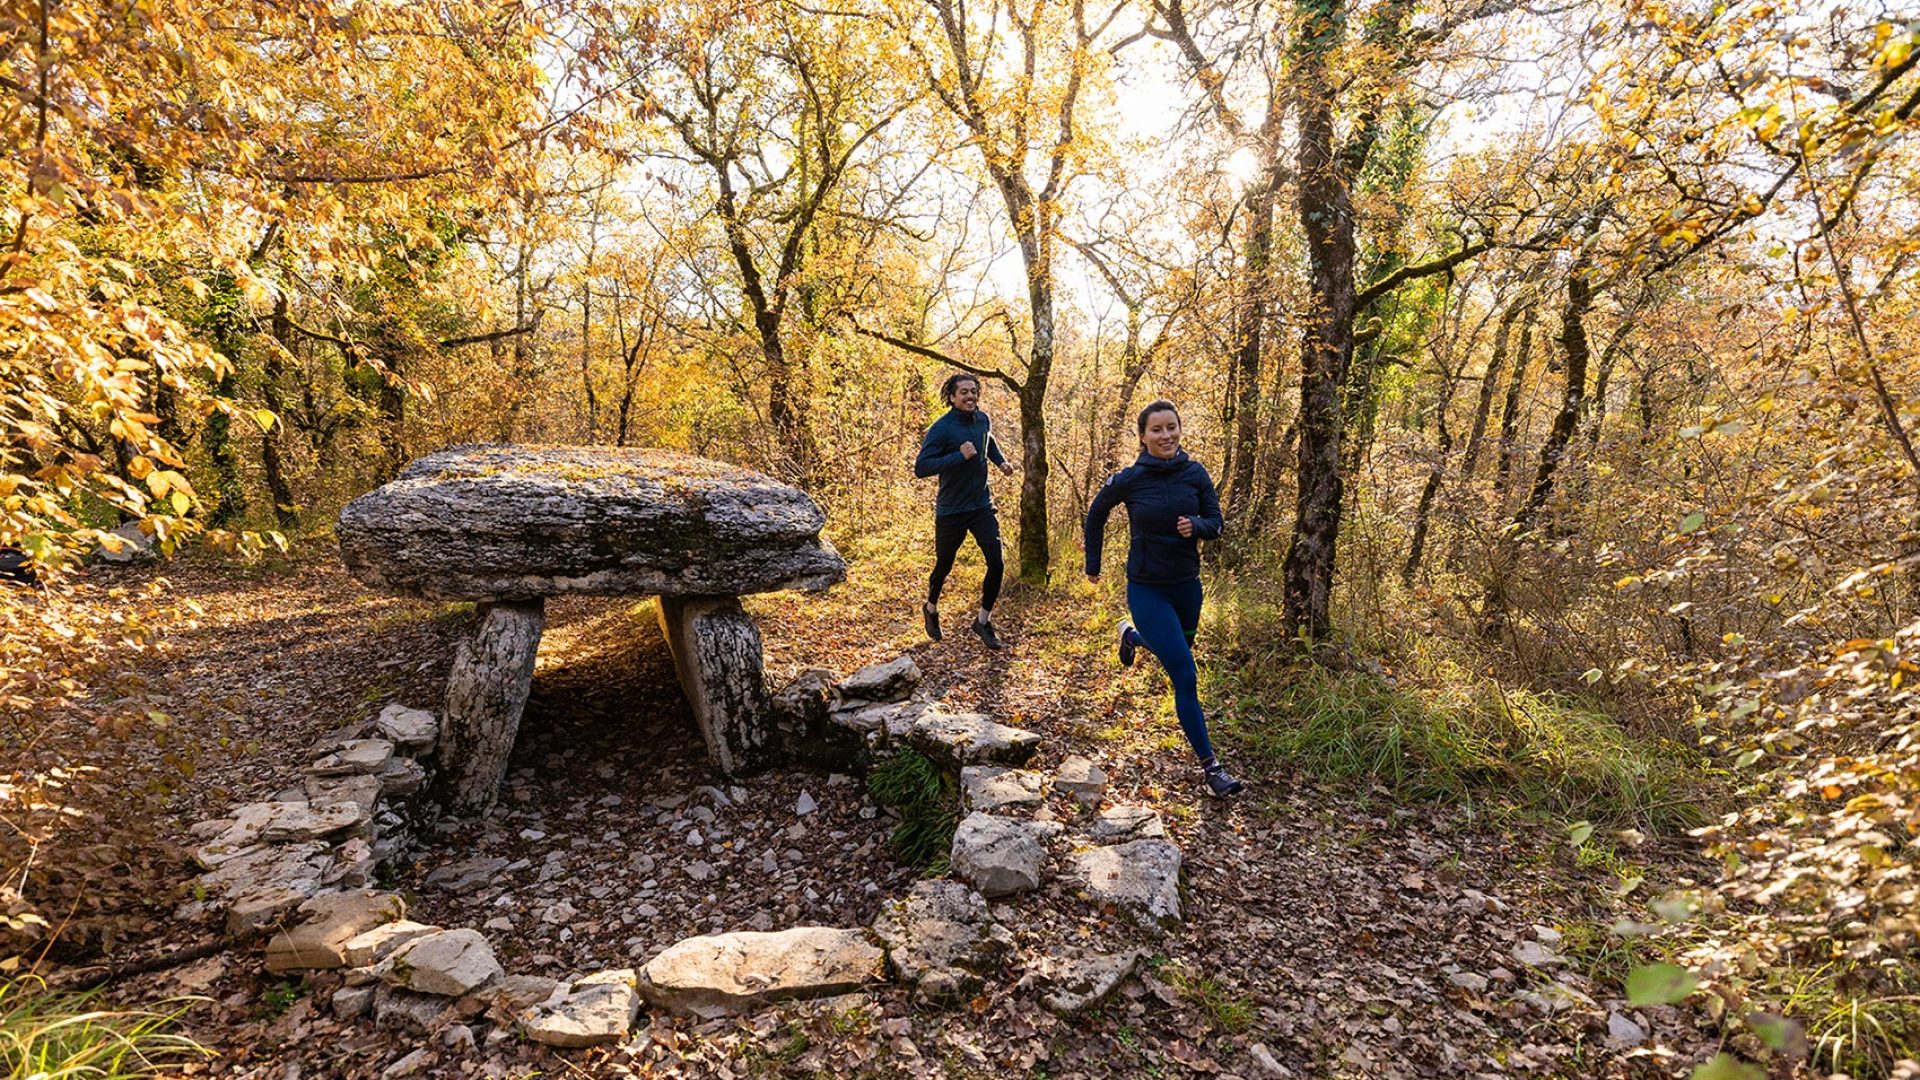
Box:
[337,444,844,815]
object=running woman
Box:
[914,373,1014,649]
[1084,400,1245,796]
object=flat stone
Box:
[382,1049,433,1078]
[196,841,334,901]
[303,773,384,816]
[374,704,439,752]
[372,984,452,1032]
[1029,948,1143,1016]
[1054,756,1108,802]
[960,766,1047,813]
[1606,1011,1648,1047]
[189,802,286,867]
[323,838,377,890]
[950,813,1059,898]
[374,928,502,996]
[266,890,408,973]
[519,969,642,1047]
[332,983,377,1019]
[637,927,884,1019]
[483,974,565,1012]
[309,739,396,777]
[1073,839,1182,932]
[343,920,440,967]
[261,800,371,842]
[837,656,920,702]
[337,445,845,601]
[376,757,426,798]
[1511,940,1563,968]
[228,887,309,937]
[828,700,928,750]
[425,856,511,895]
[872,881,1012,1004]
[909,712,1040,767]
[1087,805,1166,842]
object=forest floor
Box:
[4,535,1725,1078]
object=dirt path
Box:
[5,545,1698,1078]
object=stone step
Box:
[637,927,885,1019]
[950,812,1060,897]
[1072,839,1183,934]
[872,881,1013,1004]
[908,711,1041,767]
[960,766,1048,812]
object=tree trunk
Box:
[580,281,598,442]
[436,599,545,817]
[1493,312,1536,491]
[1280,10,1357,640]
[1514,263,1594,531]
[1224,185,1277,522]
[261,295,300,528]
[1460,300,1526,477]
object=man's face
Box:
[952,380,981,412]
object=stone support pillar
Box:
[435,599,546,815]
[656,596,778,776]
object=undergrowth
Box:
[0,976,211,1078]
[866,748,957,869]
[1210,588,1710,830]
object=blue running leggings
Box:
[1126,578,1213,761]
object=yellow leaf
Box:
[252,408,277,432]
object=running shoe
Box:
[971,616,1005,650]
[1118,620,1138,668]
[1203,762,1246,797]
[923,602,942,642]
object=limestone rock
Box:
[837,655,920,703]
[196,841,334,901]
[376,757,426,798]
[265,890,408,973]
[425,856,510,895]
[519,969,642,1047]
[332,984,377,1019]
[1054,756,1108,803]
[828,700,928,743]
[872,881,1013,1004]
[960,766,1047,813]
[189,803,286,868]
[309,739,396,777]
[374,928,502,996]
[1088,805,1166,843]
[950,813,1059,898]
[1029,948,1143,1016]
[657,595,778,775]
[343,920,440,967]
[1073,839,1182,932]
[97,521,155,564]
[909,712,1040,767]
[304,773,384,816]
[637,927,884,1019]
[337,445,845,601]
[372,984,452,1032]
[228,887,309,937]
[374,704,439,752]
[261,800,371,842]
[483,974,565,1012]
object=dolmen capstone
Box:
[338,445,845,814]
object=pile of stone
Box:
[184,703,437,935]
[774,654,1041,771]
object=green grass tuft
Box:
[866,747,959,867]
[0,976,212,1079]
[1212,632,1706,829]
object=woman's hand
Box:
[1176,516,1195,538]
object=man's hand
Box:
[1176,516,1195,538]
[960,441,978,459]
[996,460,1014,475]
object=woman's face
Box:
[1142,408,1182,459]
[951,379,981,412]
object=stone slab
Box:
[637,927,883,1019]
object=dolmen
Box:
[338,445,844,814]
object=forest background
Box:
[4,0,1920,1075]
